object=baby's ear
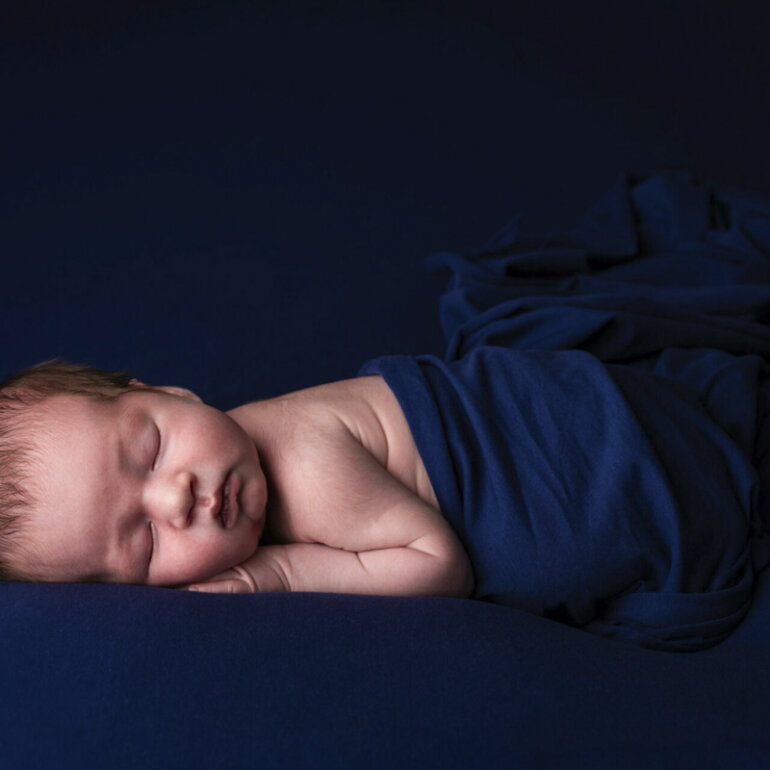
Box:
[156,385,203,403]
[129,379,203,403]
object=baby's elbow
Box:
[455,547,476,598]
[436,540,475,599]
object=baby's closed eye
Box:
[147,520,157,565]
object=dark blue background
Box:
[3,0,769,403]
[3,4,770,767]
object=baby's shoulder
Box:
[229,377,405,544]
[267,377,435,511]
[228,375,396,463]
[229,376,438,542]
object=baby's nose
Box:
[146,473,195,528]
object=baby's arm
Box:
[189,409,474,598]
[190,537,469,596]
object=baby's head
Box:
[0,361,267,586]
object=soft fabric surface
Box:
[2,571,770,769]
[362,172,770,651]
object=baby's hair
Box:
[0,359,135,580]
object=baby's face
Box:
[17,386,267,586]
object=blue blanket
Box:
[361,172,770,651]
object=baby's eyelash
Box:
[151,425,161,471]
[148,521,156,563]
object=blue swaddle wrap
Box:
[360,172,770,651]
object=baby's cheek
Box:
[203,532,258,577]
[154,528,260,585]
[232,527,261,565]
[158,540,227,585]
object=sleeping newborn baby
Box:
[2,173,769,653]
[0,361,474,597]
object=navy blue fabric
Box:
[361,172,770,651]
[2,571,769,769]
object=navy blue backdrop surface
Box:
[3,0,770,403]
[2,2,770,768]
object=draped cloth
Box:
[360,172,770,651]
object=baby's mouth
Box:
[217,477,229,528]
[217,473,238,529]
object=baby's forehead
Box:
[34,392,117,429]
[23,394,131,462]
[11,395,119,575]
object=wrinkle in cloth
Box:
[360,172,770,651]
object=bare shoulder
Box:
[229,376,404,470]
[284,376,437,510]
[285,375,391,441]
[227,376,440,530]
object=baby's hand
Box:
[185,547,290,594]
[186,565,258,594]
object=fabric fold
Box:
[361,172,770,650]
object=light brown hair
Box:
[0,360,135,579]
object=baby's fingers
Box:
[186,578,251,594]
[185,565,259,594]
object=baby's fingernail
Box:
[188,585,200,592]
